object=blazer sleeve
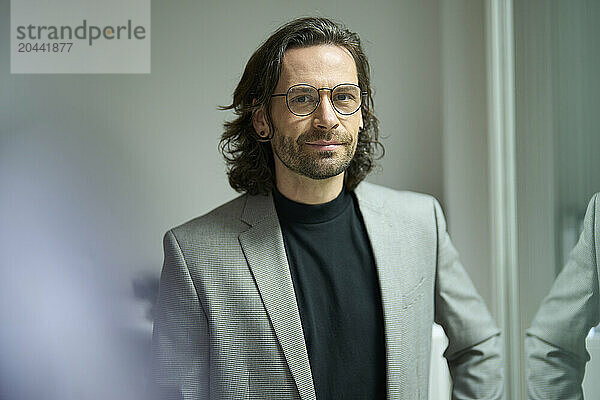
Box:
[433,199,505,400]
[151,230,210,400]
[525,193,600,400]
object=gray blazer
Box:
[526,193,600,399]
[152,182,503,399]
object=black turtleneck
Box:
[273,187,386,400]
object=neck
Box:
[275,170,344,205]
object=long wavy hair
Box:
[219,17,384,195]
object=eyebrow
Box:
[289,86,313,93]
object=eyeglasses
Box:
[271,83,366,117]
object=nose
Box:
[312,91,340,131]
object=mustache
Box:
[296,130,353,145]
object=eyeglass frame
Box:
[271,83,368,117]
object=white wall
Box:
[441,0,494,315]
[0,1,449,399]
[0,0,445,284]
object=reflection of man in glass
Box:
[526,193,600,399]
[152,17,503,399]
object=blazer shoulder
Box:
[355,181,439,216]
[589,192,599,261]
[583,192,599,243]
[167,194,248,244]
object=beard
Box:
[271,128,356,180]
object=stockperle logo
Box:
[11,0,150,74]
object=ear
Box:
[252,101,269,139]
[358,110,364,131]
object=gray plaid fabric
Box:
[152,182,503,399]
[526,193,600,400]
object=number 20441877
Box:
[17,42,73,53]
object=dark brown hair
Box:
[219,17,384,195]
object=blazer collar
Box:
[355,182,430,396]
[238,191,317,400]
[240,192,275,226]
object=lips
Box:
[304,141,345,151]
[300,131,350,150]
[305,140,343,146]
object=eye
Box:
[334,93,355,102]
[290,94,315,104]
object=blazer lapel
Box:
[354,183,425,396]
[238,193,316,400]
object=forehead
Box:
[277,45,358,89]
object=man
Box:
[152,17,503,399]
[526,193,599,399]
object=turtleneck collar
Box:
[272,186,352,224]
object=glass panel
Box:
[515,0,600,397]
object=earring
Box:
[256,130,273,142]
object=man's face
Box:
[268,45,363,181]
